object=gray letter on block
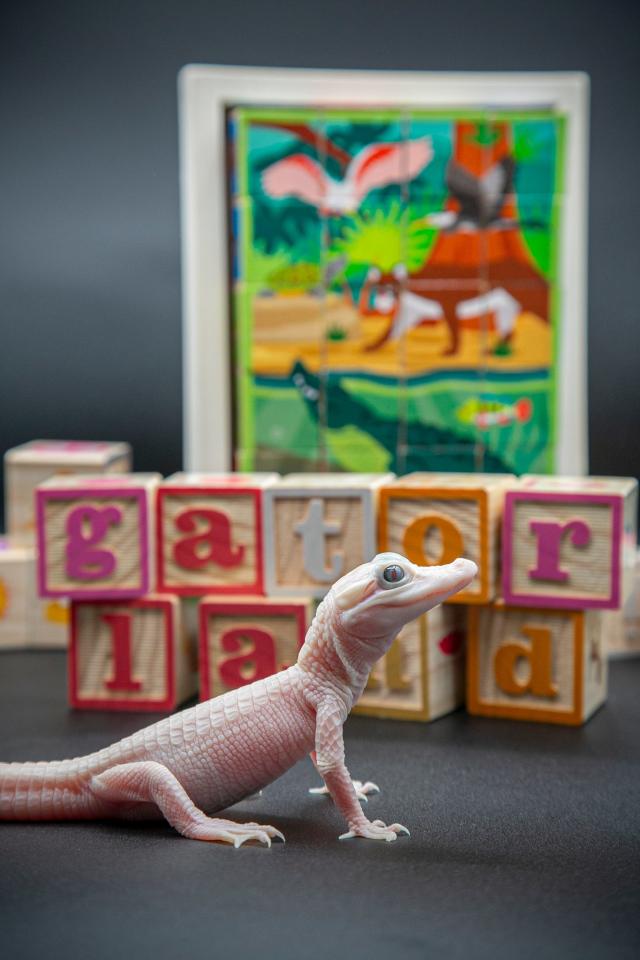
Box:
[294,498,343,582]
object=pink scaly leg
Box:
[89,761,284,847]
[314,703,409,842]
[308,751,380,803]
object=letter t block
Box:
[263,474,393,598]
[503,476,638,609]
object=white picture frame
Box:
[179,64,589,474]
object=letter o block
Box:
[156,473,278,596]
[352,605,467,722]
[467,602,608,725]
[36,473,160,599]
[69,595,197,711]
[380,473,514,604]
[503,476,638,609]
[198,598,309,700]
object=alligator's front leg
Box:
[314,700,409,842]
[308,751,380,802]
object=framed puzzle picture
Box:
[180,66,588,476]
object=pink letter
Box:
[65,505,122,580]
[102,613,143,692]
[528,518,591,582]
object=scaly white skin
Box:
[0,553,476,846]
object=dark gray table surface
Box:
[1,651,639,960]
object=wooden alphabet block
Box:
[5,440,131,545]
[502,476,638,609]
[69,595,197,711]
[32,598,70,649]
[156,473,278,596]
[467,601,608,725]
[36,473,160,599]
[352,604,467,721]
[263,473,393,598]
[198,597,309,700]
[0,538,33,649]
[379,472,514,604]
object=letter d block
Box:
[156,473,278,596]
[69,595,197,711]
[467,602,608,725]
[503,476,638,609]
[37,473,160,599]
[198,598,310,700]
[380,473,514,604]
[352,604,467,722]
[263,474,393,598]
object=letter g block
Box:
[36,473,160,599]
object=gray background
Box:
[1,0,639,517]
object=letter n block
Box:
[263,474,393,598]
[352,605,467,721]
[36,473,160,599]
[156,473,278,595]
[69,595,197,710]
[380,473,514,604]
[198,598,310,700]
[503,476,638,609]
[467,602,608,725]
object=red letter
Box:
[102,613,143,692]
[173,509,245,570]
[218,627,277,688]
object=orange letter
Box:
[402,514,464,566]
[494,625,558,698]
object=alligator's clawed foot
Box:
[309,779,380,803]
[339,818,410,842]
[186,816,285,847]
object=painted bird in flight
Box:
[262,138,434,216]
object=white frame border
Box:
[179,65,589,475]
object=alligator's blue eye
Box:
[383,564,404,583]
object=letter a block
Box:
[156,473,278,596]
[69,595,197,711]
[4,440,132,546]
[380,473,514,604]
[37,473,160,599]
[467,602,608,725]
[263,474,393,598]
[198,597,309,700]
[352,605,467,722]
[503,476,638,609]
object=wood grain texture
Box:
[352,604,466,721]
[0,543,34,649]
[510,499,615,601]
[5,445,131,546]
[161,493,258,589]
[73,603,170,705]
[468,603,608,725]
[43,496,145,593]
[200,603,306,699]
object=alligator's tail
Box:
[0,758,103,821]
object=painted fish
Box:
[456,397,532,430]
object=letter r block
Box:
[352,604,467,722]
[36,474,160,599]
[380,473,515,604]
[198,597,310,700]
[467,601,608,725]
[502,476,638,609]
[263,474,393,598]
[69,595,197,711]
[156,473,278,596]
